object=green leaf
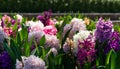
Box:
[105,50,112,69]
[3,40,16,63]
[111,50,117,69]
[12,22,18,31]
[39,35,46,46]
[31,48,37,55]
[10,39,22,61]
[62,28,71,46]
[106,49,112,67]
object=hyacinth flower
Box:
[37,10,53,26]
[0,51,13,69]
[95,17,113,43]
[16,55,46,69]
[77,35,96,68]
[105,31,120,53]
[0,14,22,37]
[63,18,86,39]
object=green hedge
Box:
[0,0,120,13]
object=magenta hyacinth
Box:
[95,17,113,43]
[77,35,96,64]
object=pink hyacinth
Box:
[43,26,57,35]
[46,19,55,25]
[2,15,11,24]
[3,27,12,36]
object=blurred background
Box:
[0,0,120,13]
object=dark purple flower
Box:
[95,17,113,43]
[1,19,4,28]
[77,35,96,65]
[37,10,52,26]
[0,51,12,69]
[105,31,120,53]
[11,19,16,25]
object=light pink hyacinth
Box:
[46,19,55,25]
[2,15,11,24]
[43,26,57,35]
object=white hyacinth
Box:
[16,14,23,22]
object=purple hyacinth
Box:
[37,10,52,26]
[105,31,120,53]
[0,51,12,69]
[95,17,113,43]
[77,35,96,65]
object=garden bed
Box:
[0,12,120,69]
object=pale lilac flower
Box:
[70,18,86,31]
[63,18,86,38]
[63,42,71,53]
[45,35,60,49]
[16,56,27,69]
[28,31,44,44]
[23,55,45,69]
[16,55,45,69]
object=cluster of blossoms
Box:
[105,31,120,53]
[27,14,59,51]
[63,30,96,66]
[95,17,113,43]
[37,10,56,26]
[0,14,22,36]
[16,55,46,69]
[95,18,120,53]
[73,30,91,54]
[63,18,86,38]
[0,51,12,69]
[77,35,96,65]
